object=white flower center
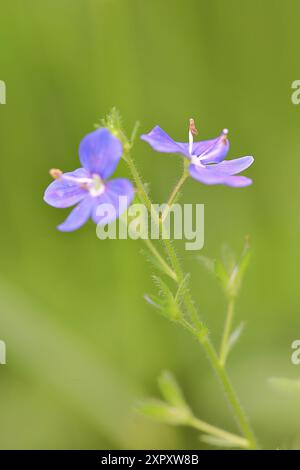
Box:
[89,174,105,197]
[60,173,105,197]
[187,120,229,166]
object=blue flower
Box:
[141,120,254,187]
[44,128,134,231]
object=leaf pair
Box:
[136,371,191,426]
[137,371,249,449]
[198,238,251,300]
[145,274,190,322]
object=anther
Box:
[188,118,198,156]
[49,168,63,180]
[189,118,198,136]
[221,128,229,143]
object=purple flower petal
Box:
[44,168,88,208]
[189,164,252,187]
[211,156,254,175]
[57,196,94,232]
[92,178,134,225]
[79,128,123,179]
[194,133,230,164]
[141,126,188,156]
[141,126,230,163]
[223,176,252,187]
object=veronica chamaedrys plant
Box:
[44,109,258,449]
[44,128,134,231]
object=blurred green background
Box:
[0,0,300,450]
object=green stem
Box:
[143,238,177,282]
[162,238,203,330]
[199,334,257,449]
[161,172,188,222]
[126,153,152,213]
[220,297,235,366]
[188,416,249,449]
[124,144,258,450]
[125,149,177,282]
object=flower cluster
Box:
[44,119,254,230]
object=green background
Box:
[0,0,299,449]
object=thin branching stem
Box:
[161,171,189,223]
[143,238,177,282]
[123,131,258,450]
[188,416,249,449]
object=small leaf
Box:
[198,239,252,299]
[225,322,245,358]
[174,273,190,306]
[144,294,164,311]
[221,244,236,275]
[227,240,251,298]
[136,399,189,425]
[152,276,181,320]
[197,255,229,292]
[158,371,190,410]
[142,249,170,278]
[214,259,229,292]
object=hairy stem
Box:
[143,238,177,282]
[126,154,152,213]
[162,238,203,330]
[125,149,176,282]
[199,334,257,449]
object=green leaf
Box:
[221,244,236,275]
[174,273,190,306]
[200,434,240,448]
[142,249,170,278]
[198,255,230,293]
[158,371,190,410]
[152,275,181,320]
[225,322,245,358]
[144,294,164,311]
[214,259,230,292]
[198,239,252,299]
[136,399,189,425]
[227,239,251,298]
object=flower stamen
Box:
[50,168,63,180]
[221,128,229,143]
[189,118,198,156]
